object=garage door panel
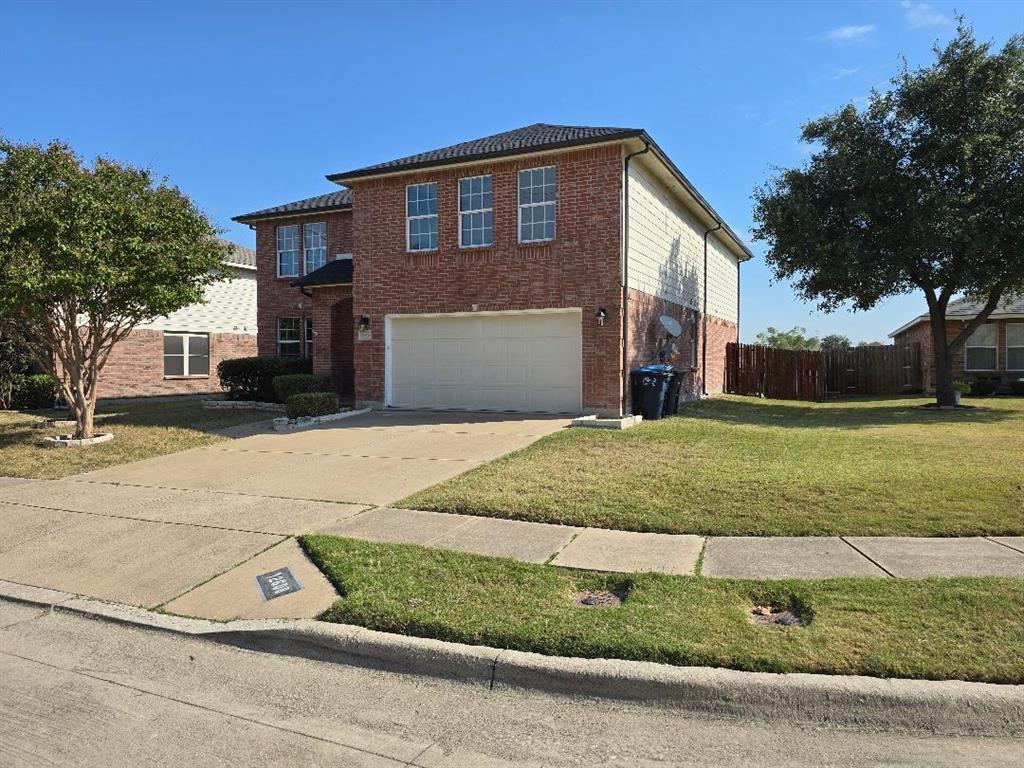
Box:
[388,311,581,414]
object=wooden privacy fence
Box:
[726,342,923,402]
[824,343,922,397]
[726,343,825,401]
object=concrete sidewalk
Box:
[326,506,1024,580]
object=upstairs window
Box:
[965,323,997,370]
[163,333,209,377]
[518,166,556,243]
[406,182,438,251]
[1008,323,1024,370]
[278,318,301,357]
[303,222,327,274]
[459,175,493,247]
[277,225,300,277]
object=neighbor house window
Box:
[163,333,210,377]
[278,318,301,356]
[965,323,997,370]
[1007,323,1024,370]
[406,182,438,251]
[518,166,556,243]
[277,225,300,277]
[459,175,493,247]
[304,318,315,358]
[303,222,327,274]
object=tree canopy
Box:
[754,326,820,350]
[0,138,230,437]
[752,21,1024,404]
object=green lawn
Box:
[301,535,1024,684]
[402,395,1024,537]
[0,398,269,479]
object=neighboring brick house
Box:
[94,241,257,398]
[234,124,751,416]
[889,295,1024,393]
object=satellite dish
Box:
[659,315,683,338]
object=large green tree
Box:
[0,139,230,438]
[754,326,820,350]
[753,22,1024,406]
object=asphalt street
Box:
[0,599,1019,767]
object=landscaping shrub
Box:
[11,373,57,409]
[0,333,32,409]
[1011,379,1024,397]
[217,356,312,401]
[968,378,998,396]
[286,391,339,420]
[273,373,331,403]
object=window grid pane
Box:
[164,333,209,376]
[459,176,493,247]
[407,183,438,251]
[518,167,556,243]
[277,225,300,277]
[304,222,327,274]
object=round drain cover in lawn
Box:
[751,604,806,627]
[572,589,625,608]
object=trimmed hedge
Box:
[1011,379,1024,397]
[968,378,999,396]
[217,356,312,402]
[11,373,57,409]
[286,391,339,420]
[273,374,331,403]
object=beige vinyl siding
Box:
[135,266,257,335]
[626,162,738,324]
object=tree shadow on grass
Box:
[679,395,1021,430]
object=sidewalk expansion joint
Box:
[839,537,895,578]
[984,536,1024,555]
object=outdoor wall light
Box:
[595,308,608,327]
[358,315,371,332]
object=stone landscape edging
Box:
[272,407,373,431]
[1,578,1021,738]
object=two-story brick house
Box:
[234,124,751,415]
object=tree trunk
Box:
[928,310,957,406]
[73,384,94,439]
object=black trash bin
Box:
[630,365,674,421]
[662,372,683,417]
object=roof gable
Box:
[234,189,352,224]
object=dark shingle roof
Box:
[889,294,1024,336]
[218,238,256,269]
[233,189,353,224]
[326,123,643,182]
[292,257,353,288]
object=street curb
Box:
[2,578,1021,738]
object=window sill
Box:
[164,375,210,380]
[458,244,495,251]
[518,239,555,247]
[406,249,438,255]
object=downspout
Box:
[621,140,651,415]
[701,222,723,396]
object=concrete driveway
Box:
[0,411,567,616]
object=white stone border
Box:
[42,432,115,448]
[273,407,372,432]
[202,399,286,412]
[570,414,643,430]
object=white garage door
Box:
[387,310,582,414]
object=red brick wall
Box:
[310,284,354,399]
[896,318,1019,391]
[626,288,737,400]
[348,144,625,413]
[253,211,353,357]
[94,329,256,399]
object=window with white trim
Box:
[163,333,209,377]
[406,182,438,251]
[459,175,493,247]
[518,166,556,243]
[304,318,315,358]
[1007,323,1024,370]
[276,225,300,277]
[303,222,327,274]
[965,323,997,370]
[278,317,301,357]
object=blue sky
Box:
[2,0,1020,341]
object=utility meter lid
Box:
[659,315,683,337]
